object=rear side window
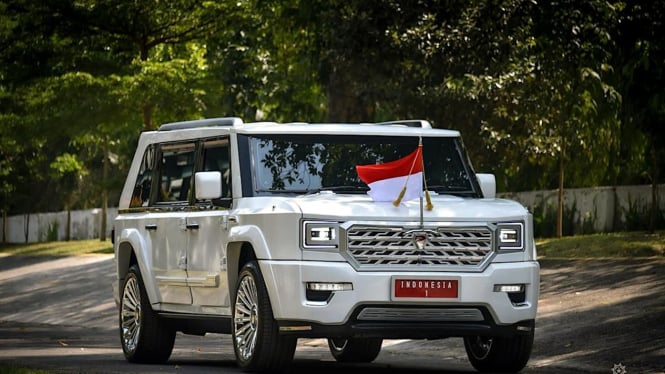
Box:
[155,143,196,203]
[130,145,155,208]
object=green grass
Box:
[0,365,52,374]
[0,239,113,256]
[537,231,665,259]
[1,231,663,259]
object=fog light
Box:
[493,284,524,293]
[306,282,353,292]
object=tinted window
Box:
[130,145,155,207]
[202,139,232,199]
[249,135,478,197]
[155,143,196,203]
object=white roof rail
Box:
[375,120,432,128]
[159,117,243,131]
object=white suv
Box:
[113,117,539,372]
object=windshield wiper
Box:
[426,185,476,197]
[305,185,369,195]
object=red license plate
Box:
[394,279,459,298]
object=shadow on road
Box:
[1,256,664,373]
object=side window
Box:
[156,143,196,204]
[202,139,232,200]
[130,145,155,208]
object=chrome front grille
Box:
[357,307,484,322]
[344,224,493,270]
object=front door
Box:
[185,139,233,314]
[186,211,230,313]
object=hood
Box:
[292,191,529,222]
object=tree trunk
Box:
[557,137,565,238]
[139,42,154,131]
[100,139,109,242]
[24,214,29,244]
[66,209,71,241]
[1,209,6,243]
[143,104,154,131]
[650,145,659,233]
[326,68,374,123]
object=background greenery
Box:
[1,1,663,231]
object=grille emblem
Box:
[414,234,427,250]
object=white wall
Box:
[500,184,664,233]
[1,208,118,243]
[1,184,662,243]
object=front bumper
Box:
[259,260,539,337]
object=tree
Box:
[615,1,665,232]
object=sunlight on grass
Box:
[537,231,665,259]
[0,239,113,256]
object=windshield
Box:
[248,134,479,197]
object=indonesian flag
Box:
[356,146,423,203]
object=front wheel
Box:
[232,261,296,371]
[327,338,383,363]
[120,264,175,363]
[463,332,534,373]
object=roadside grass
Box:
[0,365,52,374]
[0,231,663,259]
[0,239,113,256]
[537,230,665,259]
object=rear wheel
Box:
[120,264,175,363]
[327,338,383,363]
[463,332,534,373]
[232,261,296,371]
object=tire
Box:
[463,332,534,373]
[327,338,383,363]
[232,261,296,372]
[119,264,176,363]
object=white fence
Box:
[0,184,662,243]
[1,208,118,243]
[501,184,663,234]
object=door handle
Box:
[145,224,157,231]
[186,223,199,230]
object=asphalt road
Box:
[0,254,663,373]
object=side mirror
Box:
[195,171,222,200]
[476,173,496,199]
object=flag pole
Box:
[419,195,424,228]
[392,142,421,207]
[418,137,424,227]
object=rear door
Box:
[149,142,197,305]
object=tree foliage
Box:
[0,0,663,230]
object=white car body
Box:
[113,118,539,372]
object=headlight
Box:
[496,222,524,251]
[302,221,339,249]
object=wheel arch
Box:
[116,228,159,306]
[226,241,257,308]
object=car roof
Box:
[150,117,461,139]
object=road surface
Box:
[0,254,663,373]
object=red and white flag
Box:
[356,146,423,203]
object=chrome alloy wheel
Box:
[234,274,259,361]
[329,338,348,352]
[121,275,142,354]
